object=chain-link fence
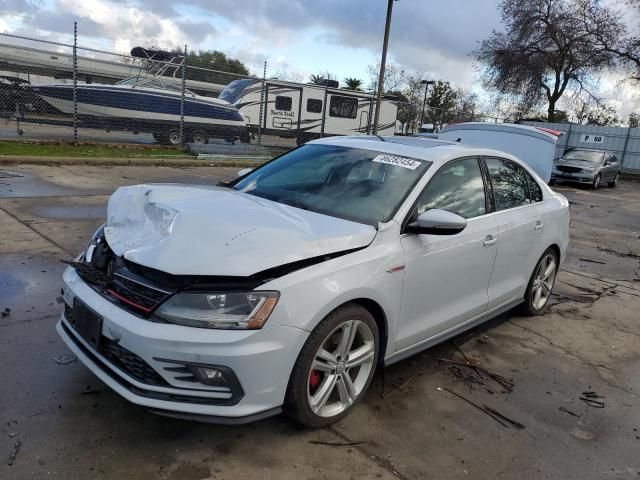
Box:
[1,26,508,157]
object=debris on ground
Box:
[382,376,414,398]
[8,440,21,466]
[559,407,581,418]
[423,355,515,393]
[579,258,607,265]
[55,296,65,304]
[308,440,366,447]
[580,391,606,408]
[597,247,640,260]
[1,307,10,318]
[443,387,525,430]
[52,354,77,365]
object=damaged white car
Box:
[57,136,570,427]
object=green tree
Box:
[182,50,249,85]
[309,72,337,85]
[629,113,640,128]
[425,81,458,130]
[343,77,363,90]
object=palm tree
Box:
[309,74,324,85]
[343,77,363,91]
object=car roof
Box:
[310,135,521,167]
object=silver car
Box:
[551,148,621,189]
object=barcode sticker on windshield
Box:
[372,154,421,170]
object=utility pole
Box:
[373,0,395,135]
[420,80,435,130]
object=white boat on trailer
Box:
[27,47,249,145]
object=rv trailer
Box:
[219,78,398,144]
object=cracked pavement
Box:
[1,166,639,479]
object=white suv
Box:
[57,136,570,427]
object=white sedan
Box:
[57,136,570,427]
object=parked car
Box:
[551,148,621,189]
[57,136,570,427]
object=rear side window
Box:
[485,158,538,210]
[329,95,358,118]
[275,96,292,111]
[307,99,323,113]
[527,175,543,202]
[416,157,486,219]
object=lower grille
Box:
[99,337,168,386]
[556,165,582,173]
[61,322,242,405]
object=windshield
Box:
[232,144,431,226]
[219,78,255,104]
[563,150,604,163]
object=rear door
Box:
[484,157,546,309]
[397,157,499,350]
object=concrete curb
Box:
[0,155,269,168]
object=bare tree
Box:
[476,0,620,121]
[367,63,406,92]
[585,0,640,84]
[273,69,305,83]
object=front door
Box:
[266,85,301,132]
[396,157,499,351]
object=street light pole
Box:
[373,0,395,135]
[420,80,435,131]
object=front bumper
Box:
[551,171,596,183]
[57,267,308,422]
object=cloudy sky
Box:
[1,0,638,117]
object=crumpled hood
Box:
[104,184,377,276]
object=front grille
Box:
[556,165,582,173]
[104,270,171,315]
[99,337,168,386]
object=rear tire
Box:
[608,173,619,188]
[190,131,208,144]
[521,248,559,316]
[284,303,379,428]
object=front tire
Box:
[522,248,559,316]
[284,304,379,428]
[592,173,601,189]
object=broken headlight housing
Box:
[154,291,279,329]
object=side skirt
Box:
[384,298,523,367]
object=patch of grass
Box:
[0,141,191,158]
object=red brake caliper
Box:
[309,370,321,391]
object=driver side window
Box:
[415,157,486,219]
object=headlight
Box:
[154,291,279,329]
[581,168,595,173]
[84,224,106,262]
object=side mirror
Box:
[237,167,253,177]
[406,209,467,235]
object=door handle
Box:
[483,235,498,247]
[534,221,544,231]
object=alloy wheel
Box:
[593,174,601,189]
[168,131,181,146]
[307,319,375,418]
[531,253,557,310]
